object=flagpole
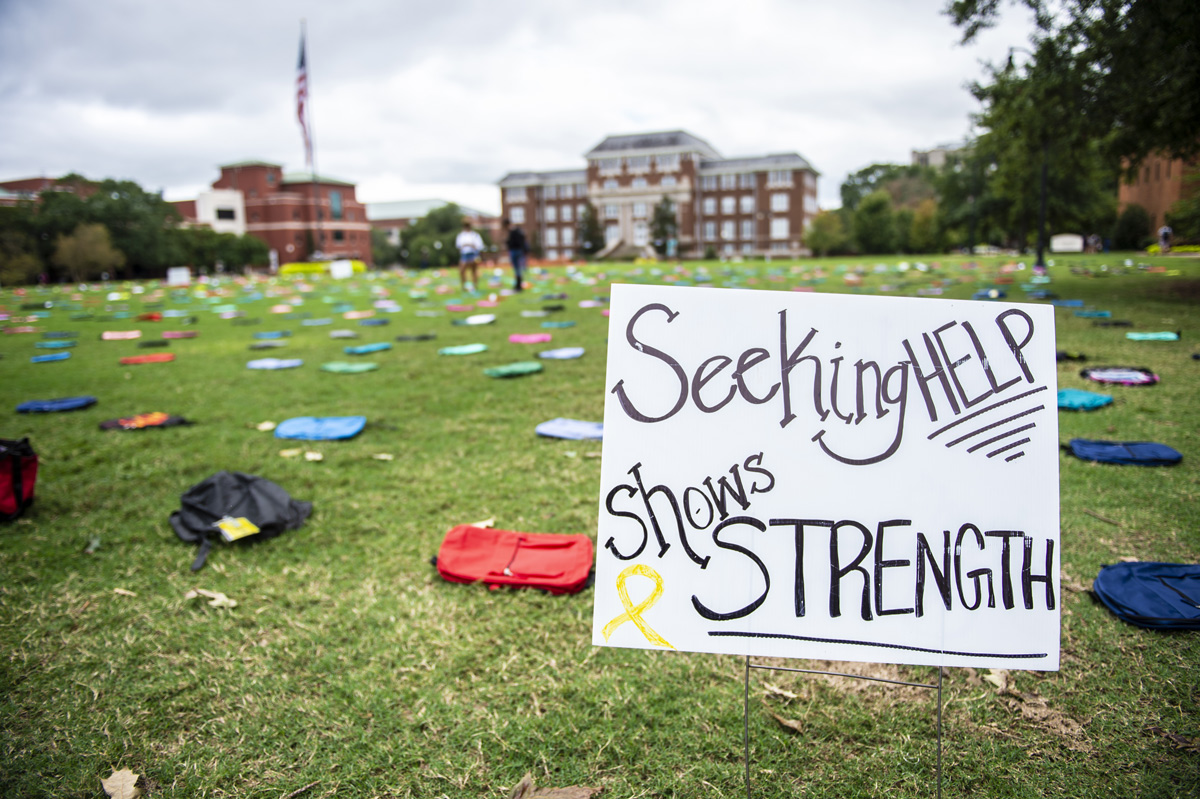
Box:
[300,19,322,260]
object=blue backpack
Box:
[1067,439,1182,466]
[1093,562,1200,630]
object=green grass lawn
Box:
[1,253,1197,798]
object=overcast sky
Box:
[0,0,1037,214]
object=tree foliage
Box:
[576,202,604,257]
[852,190,897,254]
[52,223,125,282]
[947,0,1200,169]
[1113,203,1151,251]
[1165,175,1200,243]
[395,203,491,269]
[650,195,678,256]
[803,210,847,257]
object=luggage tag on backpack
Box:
[214,516,261,542]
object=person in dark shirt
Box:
[504,218,528,292]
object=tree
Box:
[948,0,1200,170]
[398,203,474,268]
[371,228,400,267]
[649,195,678,257]
[908,198,942,254]
[841,163,938,212]
[1113,204,1151,251]
[804,210,847,257]
[852,190,897,254]
[84,179,183,276]
[1165,175,1200,244]
[51,223,125,282]
[576,202,604,257]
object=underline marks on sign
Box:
[926,385,1049,462]
[708,630,1048,660]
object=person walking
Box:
[504,217,528,292]
[1158,224,1173,254]
[455,220,485,293]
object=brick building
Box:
[1117,152,1199,233]
[498,130,819,260]
[172,160,374,265]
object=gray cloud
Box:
[0,0,1036,212]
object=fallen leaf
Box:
[304,451,323,462]
[279,448,302,458]
[763,682,800,701]
[983,669,1009,693]
[101,768,142,799]
[371,453,394,461]
[1146,726,1200,753]
[508,774,535,799]
[184,588,238,608]
[469,517,495,529]
[113,588,137,597]
[563,450,578,458]
[770,712,805,734]
[84,537,101,554]
[1119,556,1140,563]
[256,420,276,431]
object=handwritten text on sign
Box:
[592,285,1060,670]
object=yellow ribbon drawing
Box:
[602,563,675,649]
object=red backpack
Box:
[0,438,38,522]
[436,525,594,594]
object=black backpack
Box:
[169,470,312,571]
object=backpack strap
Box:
[190,536,214,572]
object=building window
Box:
[599,158,621,175]
[703,221,716,241]
[251,212,260,222]
[702,197,716,215]
[267,172,276,184]
[510,207,525,224]
[661,175,677,188]
[721,196,736,215]
[724,243,735,255]
[561,184,574,199]
[605,224,620,244]
[633,221,649,246]
[545,185,558,200]
[577,203,586,218]
[804,195,819,214]
[740,195,755,214]
[771,193,790,212]
[700,175,718,190]
[293,211,301,220]
[656,153,680,172]
[720,174,737,190]
[738,173,756,189]
[741,220,755,240]
[506,187,527,202]
[772,241,789,252]
[604,204,619,219]
[333,230,345,241]
[562,227,574,246]
[547,249,559,260]
[561,204,573,223]
[575,183,586,197]
[546,205,557,223]
[545,228,558,247]
[632,177,647,189]
[768,170,793,187]
[627,155,650,173]
[633,202,648,218]
[741,243,754,254]
[721,220,736,240]
[215,208,236,220]
[604,179,618,190]
[330,190,343,220]
[770,218,789,239]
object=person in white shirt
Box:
[455,221,485,292]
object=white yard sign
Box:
[593,284,1060,670]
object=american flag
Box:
[296,32,312,167]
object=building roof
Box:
[218,160,283,169]
[281,170,356,187]
[366,199,494,222]
[699,153,818,175]
[584,130,721,159]
[497,169,587,187]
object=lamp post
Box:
[1008,47,1049,274]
